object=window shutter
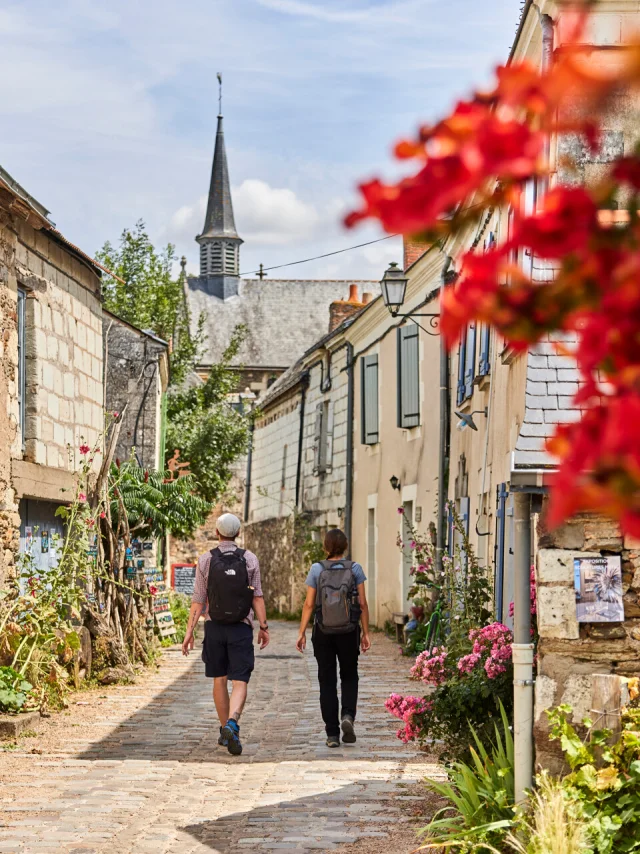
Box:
[325,402,334,470]
[478,323,490,376]
[456,334,466,406]
[313,402,324,474]
[460,496,470,537]
[464,323,476,398]
[17,289,26,448]
[361,355,379,445]
[397,325,420,428]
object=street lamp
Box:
[380,261,440,335]
[381,262,408,317]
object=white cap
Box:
[216,513,241,538]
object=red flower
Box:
[511,186,597,259]
[100,511,106,519]
[79,444,90,455]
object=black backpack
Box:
[207,547,254,624]
[315,560,361,635]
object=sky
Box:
[0,0,522,283]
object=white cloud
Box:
[234,179,320,245]
[253,0,372,23]
[167,179,320,248]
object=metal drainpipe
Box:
[513,490,534,802]
[511,6,553,805]
[243,418,255,523]
[344,343,355,557]
[295,372,309,509]
[435,257,454,575]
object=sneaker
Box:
[221,719,243,756]
[326,734,341,748]
[218,726,228,747]
[341,715,356,744]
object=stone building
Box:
[0,165,107,580]
[244,286,371,612]
[184,111,378,396]
[104,311,170,470]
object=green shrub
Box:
[419,703,515,852]
[0,666,33,713]
[547,704,640,854]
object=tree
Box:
[165,327,251,504]
[110,462,212,540]
[97,221,204,385]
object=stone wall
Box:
[0,212,22,584]
[104,316,168,470]
[15,221,103,471]
[244,514,310,614]
[534,504,640,771]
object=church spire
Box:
[196,73,243,297]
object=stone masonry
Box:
[104,312,169,470]
[534,502,640,771]
[16,220,103,471]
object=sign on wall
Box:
[574,556,624,623]
[171,563,197,597]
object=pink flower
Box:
[100,511,106,519]
[397,507,404,514]
[79,444,90,455]
[78,493,87,502]
[113,411,119,418]
[457,652,481,674]
[410,540,416,549]
[86,518,95,528]
[411,646,449,686]
[149,585,158,595]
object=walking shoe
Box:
[221,719,243,756]
[341,715,356,744]
[218,726,228,747]
[326,734,341,748]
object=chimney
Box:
[362,292,373,304]
[403,235,429,270]
[328,284,364,333]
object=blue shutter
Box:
[456,334,466,406]
[397,326,420,428]
[464,323,476,398]
[361,355,379,445]
[478,324,490,376]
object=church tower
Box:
[196,109,243,300]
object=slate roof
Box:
[187,276,379,368]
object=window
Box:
[313,400,334,475]
[478,323,491,377]
[17,288,26,449]
[463,324,476,398]
[397,325,420,428]
[361,355,379,445]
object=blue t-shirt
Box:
[305,560,366,589]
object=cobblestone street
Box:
[0,623,441,853]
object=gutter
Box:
[435,257,455,575]
[295,372,310,509]
[344,343,355,556]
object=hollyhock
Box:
[78,493,87,502]
[79,444,90,455]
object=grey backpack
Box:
[315,560,360,634]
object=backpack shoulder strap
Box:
[235,548,246,559]
[209,547,221,559]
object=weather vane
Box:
[217,72,222,116]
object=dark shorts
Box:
[202,620,255,682]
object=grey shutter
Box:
[313,403,324,474]
[325,402,334,470]
[478,323,490,376]
[397,326,420,428]
[17,288,26,448]
[456,334,466,406]
[464,324,476,398]
[361,355,379,445]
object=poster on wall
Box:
[574,556,624,622]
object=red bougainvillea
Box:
[346,3,640,535]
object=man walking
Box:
[182,513,269,756]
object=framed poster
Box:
[574,556,624,622]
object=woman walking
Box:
[296,529,371,747]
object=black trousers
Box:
[312,625,359,737]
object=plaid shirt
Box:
[192,541,263,626]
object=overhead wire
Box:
[239,233,399,277]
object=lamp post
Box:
[380,262,440,335]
